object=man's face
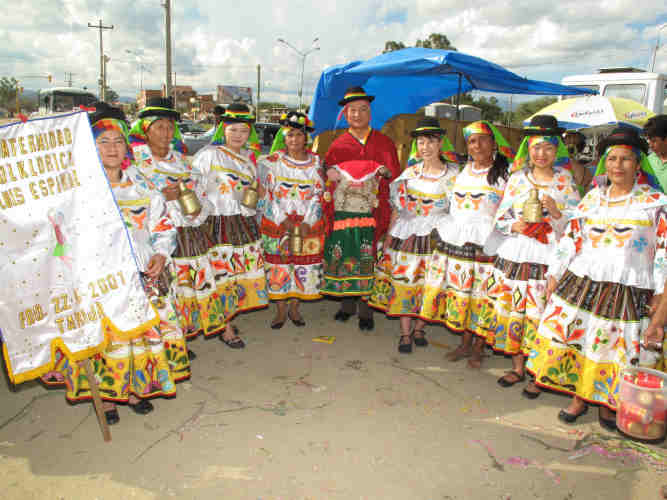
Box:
[648,135,667,157]
[345,101,371,129]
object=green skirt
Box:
[321,211,375,296]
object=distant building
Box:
[197,94,214,114]
[137,89,163,110]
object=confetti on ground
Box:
[312,336,336,344]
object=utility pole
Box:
[87,19,114,101]
[103,55,110,100]
[163,0,173,98]
[256,64,261,118]
[65,72,76,87]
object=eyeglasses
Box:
[97,139,126,147]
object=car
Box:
[254,122,281,151]
[177,121,207,135]
[182,126,215,156]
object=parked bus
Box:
[561,67,666,114]
[38,87,97,116]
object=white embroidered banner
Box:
[0,111,158,383]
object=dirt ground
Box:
[0,298,665,500]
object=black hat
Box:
[278,111,315,133]
[221,103,255,123]
[338,86,375,106]
[89,101,127,126]
[410,117,446,137]
[138,96,180,121]
[213,105,225,115]
[599,127,649,155]
[523,115,565,136]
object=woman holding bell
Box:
[529,128,667,428]
[484,115,580,394]
[191,103,269,348]
[257,112,325,329]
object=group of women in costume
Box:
[369,114,666,431]
[44,94,665,434]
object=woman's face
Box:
[96,129,127,170]
[529,141,557,170]
[606,147,639,188]
[416,135,443,161]
[467,134,495,163]
[284,128,307,156]
[145,118,174,152]
[224,123,251,151]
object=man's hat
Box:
[338,86,375,106]
[138,96,179,121]
[523,114,565,136]
[598,127,649,155]
[410,117,446,137]
[278,111,315,133]
[221,103,255,123]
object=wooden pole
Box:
[82,358,111,442]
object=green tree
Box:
[415,33,457,51]
[104,87,119,103]
[0,77,19,109]
[459,94,503,122]
[382,41,407,54]
[511,97,557,127]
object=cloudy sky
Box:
[1,0,666,107]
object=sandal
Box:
[598,408,617,432]
[413,329,428,347]
[221,325,245,349]
[104,408,120,425]
[497,370,526,388]
[467,351,483,370]
[557,404,588,424]
[288,310,306,327]
[522,381,541,399]
[398,334,413,354]
[128,399,154,415]
[445,345,471,362]
[270,318,285,330]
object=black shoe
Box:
[598,413,617,432]
[413,329,428,347]
[105,408,120,425]
[221,326,246,349]
[187,349,197,360]
[522,387,541,399]
[359,317,374,331]
[557,405,588,424]
[398,335,412,354]
[270,320,285,330]
[288,311,306,327]
[334,310,352,322]
[129,399,154,416]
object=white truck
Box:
[561,67,666,115]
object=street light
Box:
[276,37,320,111]
[651,23,667,72]
[126,49,147,91]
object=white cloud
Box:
[0,0,665,106]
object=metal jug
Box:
[523,188,542,223]
[177,181,202,216]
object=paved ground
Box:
[0,299,665,500]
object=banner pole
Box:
[82,358,112,442]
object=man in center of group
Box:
[321,86,400,331]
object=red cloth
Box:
[324,130,400,247]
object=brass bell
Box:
[177,181,202,216]
[242,179,259,209]
[522,188,542,223]
[290,225,303,255]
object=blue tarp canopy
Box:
[309,48,594,137]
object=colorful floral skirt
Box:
[528,271,662,410]
[203,214,269,327]
[368,233,431,316]
[260,217,325,301]
[420,242,496,336]
[321,211,376,296]
[484,257,548,355]
[41,272,191,403]
[171,224,225,337]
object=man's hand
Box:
[162,184,181,202]
[146,254,167,278]
[642,322,665,351]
